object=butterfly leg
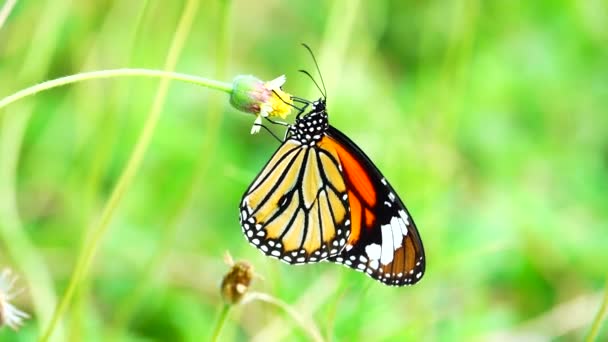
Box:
[252,122,284,142]
[290,96,311,119]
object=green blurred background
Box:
[1,0,607,341]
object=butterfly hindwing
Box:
[324,126,426,286]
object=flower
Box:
[229,75,293,134]
[0,268,29,331]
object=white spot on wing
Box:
[390,216,403,250]
[397,214,408,237]
[399,210,410,226]
[365,243,381,260]
[380,224,395,265]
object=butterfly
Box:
[239,46,425,286]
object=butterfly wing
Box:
[240,139,351,264]
[322,126,426,286]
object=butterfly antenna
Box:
[298,69,325,98]
[301,43,327,98]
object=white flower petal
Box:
[265,75,286,90]
[250,116,262,134]
[259,103,272,117]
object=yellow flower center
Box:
[267,88,292,119]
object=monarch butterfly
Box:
[239,47,425,286]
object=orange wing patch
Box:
[364,208,375,227]
[320,137,377,208]
[319,136,378,237]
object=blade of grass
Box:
[106,0,233,337]
[66,1,152,340]
[0,0,17,30]
[38,0,201,340]
[0,1,77,340]
[311,0,361,100]
[586,276,608,342]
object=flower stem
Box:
[0,68,232,112]
[210,304,232,342]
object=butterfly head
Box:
[290,98,328,146]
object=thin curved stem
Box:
[0,68,232,112]
[244,292,324,342]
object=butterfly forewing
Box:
[240,139,351,264]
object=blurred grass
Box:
[1,0,608,341]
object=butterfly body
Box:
[240,99,425,286]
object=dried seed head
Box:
[220,260,254,304]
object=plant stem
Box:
[0,68,232,112]
[210,304,232,342]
